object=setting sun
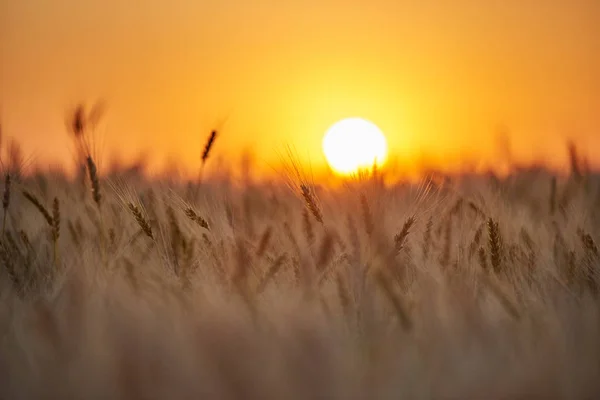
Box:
[322,118,388,175]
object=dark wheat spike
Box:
[394,216,415,254]
[52,198,60,241]
[422,217,433,260]
[360,194,374,236]
[439,218,452,267]
[86,156,101,206]
[108,228,116,247]
[201,130,217,164]
[301,184,323,224]
[184,208,210,230]
[71,104,86,138]
[255,226,272,257]
[468,223,485,259]
[167,206,183,266]
[578,230,599,257]
[2,174,10,236]
[19,230,31,249]
[22,191,53,226]
[549,176,557,215]
[2,174,10,212]
[487,218,502,274]
[568,141,582,180]
[468,201,486,219]
[449,198,464,216]
[127,203,153,239]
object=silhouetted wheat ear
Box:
[2,174,10,235]
[108,228,116,247]
[201,130,217,164]
[52,198,60,241]
[468,223,485,259]
[360,194,374,236]
[71,104,86,138]
[86,156,101,206]
[439,218,452,267]
[2,174,10,211]
[394,216,415,254]
[22,191,53,226]
[468,201,486,219]
[300,184,323,224]
[549,176,557,215]
[422,217,433,260]
[578,229,599,257]
[568,141,582,180]
[487,218,502,274]
[184,208,209,230]
[255,226,272,257]
[167,206,183,267]
[449,198,463,216]
[127,203,153,239]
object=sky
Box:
[1,0,599,177]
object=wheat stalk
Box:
[480,273,521,320]
[374,269,412,331]
[302,208,314,245]
[478,247,488,271]
[22,191,53,226]
[335,272,352,318]
[256,254,286,294]
[316,232,334,272]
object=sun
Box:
[322,118,388,175]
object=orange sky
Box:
[1,0,599,177]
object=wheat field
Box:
[1,129,600,399]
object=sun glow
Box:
[322,118,388,175]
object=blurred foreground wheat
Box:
[0,139,600,399]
